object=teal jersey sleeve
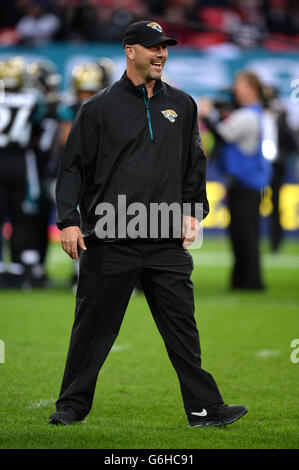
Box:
[57,103,76,122]
[32,100,46,124]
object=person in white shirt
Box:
[199,70,272,290]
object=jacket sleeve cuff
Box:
[56,220,81,231]
[182,201,209,221]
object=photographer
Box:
[199,70,272,290]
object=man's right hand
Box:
[60,226,87,260]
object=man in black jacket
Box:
[49,21,247,427]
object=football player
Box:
[57,62,105,290]
[23,60,62,287]
[0,56,44,288]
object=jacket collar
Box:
[119,71,164,97]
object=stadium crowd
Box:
[0,0,298,48]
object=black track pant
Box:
[270,162,284,252]
[55,239,223,418]
[228,181,263,290]
[0,157,27,266]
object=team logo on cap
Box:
[147,22,163,33]
[161,109,178,123]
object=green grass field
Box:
[0,236,298,449]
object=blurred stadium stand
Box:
[0,0,299,48]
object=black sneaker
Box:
[187,403,247,427]
[49,408,86,425]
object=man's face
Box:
[128,42,168,81]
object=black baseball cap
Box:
[122,20,177,48]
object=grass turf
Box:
[0,236,298,449]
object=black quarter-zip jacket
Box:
[55,71,209,240]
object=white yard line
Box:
[191,251,299,269]
[255,350,281,357]
[111,344,130,352]
[48,245,299,269]
[27,398,56,409]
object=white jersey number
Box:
[0,105,32,148]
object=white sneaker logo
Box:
[191,409,207,417]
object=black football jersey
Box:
[0,91,39,153]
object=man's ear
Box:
[125,45,135,61]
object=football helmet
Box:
[71,62,104,93]
[97,57,115,88]
[26,60,61,92]
[0,56,27,90]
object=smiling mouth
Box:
[151,62,163,69]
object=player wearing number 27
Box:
[0,57,44,286]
